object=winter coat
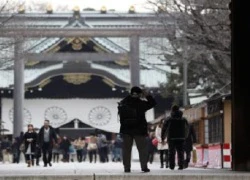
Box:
[1,139,11,150]
[146,136,157,153]
[23,131,37,154]
[97,134,108,148]
[74,139,85,150]
[52,143,60,153]
[69,143,76,154]
[161,110,189,141]
[87,135,98,151]
[119,95,156,136]
[184,124,197,152]
[38,126,58,149]
[155,126,168,150]
[60,139,71,151]
[114,137,123,149]
[35,145,42,158]
[11,139,20,155]
[14,137,22,150]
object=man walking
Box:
[38,120,58,167]
[161,105,189,170]
[118,86,156,173]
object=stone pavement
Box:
[0,161,250,180]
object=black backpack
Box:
[118,101,138,125]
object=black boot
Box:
[36,158,40,166]
[160,156,164,168]
[166,161,169,168]
[142,168,150,173]
[184,161,188,169]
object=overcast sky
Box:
[21,0,152,12]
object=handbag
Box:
[87,143,97,150]
[192,147,197,163]
[152,138,158,147]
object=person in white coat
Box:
[155,119,169,168]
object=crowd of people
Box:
[0,86,197,173]
[0,122,123,167]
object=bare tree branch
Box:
[147,0,231,95]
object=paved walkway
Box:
[0,161,250,180]
[0,161,243,175]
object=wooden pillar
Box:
[13,39,24,137]
[129,36,140,87]
[231,0,250,171]
[183,59,188,106]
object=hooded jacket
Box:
[119,95,156,136]
[161,110,189,141]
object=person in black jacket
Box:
[11,137,20,163]
[184,123,197,168]
[23,124,37,167]
[161,105,189,170]
[119,86,156,173]
[38,120,58,167]
[60,135,71,162]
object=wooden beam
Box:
[25,52,128,62]
[0,27,166,38]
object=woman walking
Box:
[87,133,98,163]
[60,136,71,162]
[147,132,157,164]
[74,137,85,162]
[23,124,37,167]
[155,119,169,168]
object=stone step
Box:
[0,162,249,180]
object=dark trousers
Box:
[122,134,148,170]
[113,147,122,161]
[42,142,52,165]
[13,150,21,163]
[62,149,69,162]
[184,150,192,167]
[159,149,169,167]
[99,147,109,163]
[168,140,185,169]
[88,150,97,163]
[148,151,154,164]
[76,149,83,162]
[53,153,59,163]
[17,150,21,163]
[82,148,87,161]
[36,157,40,165]
[26,154,35,161]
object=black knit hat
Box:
[130,86,142,95]
[171,104,179,112]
